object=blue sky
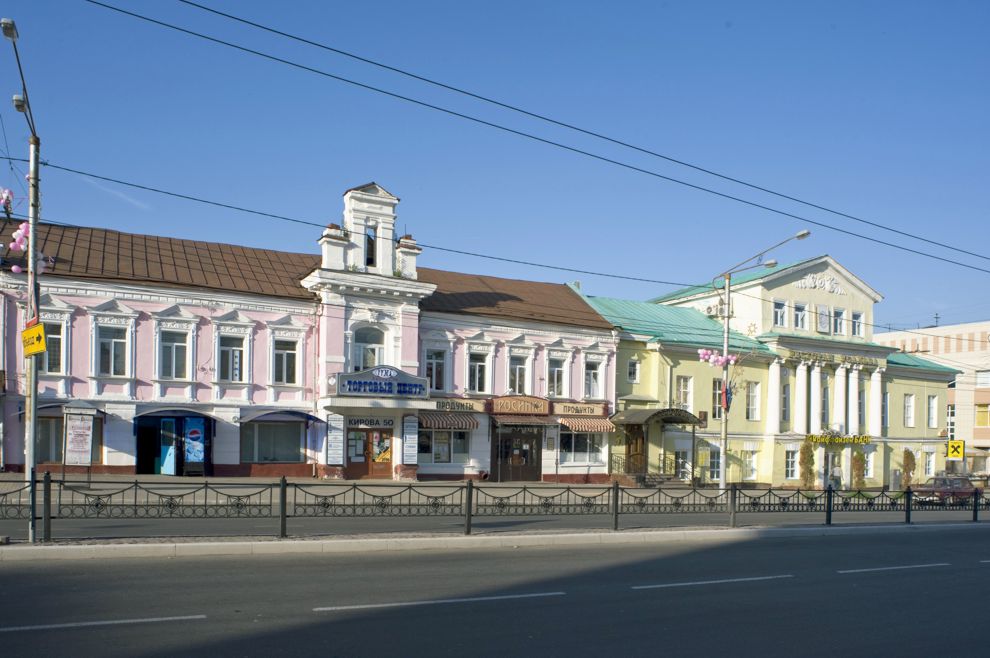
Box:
[2,1,987,331]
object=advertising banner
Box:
[402,415,419,465]
[184,417,206,463]
[64,414,93,466]
[327,414,345,465]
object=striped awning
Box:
[492,415,561,426]
[557,416,616,433]
[417,411,479,430]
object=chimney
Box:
[396,235,422,279]
[319,223,348,270]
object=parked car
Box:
[911,476,980,506]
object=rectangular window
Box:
[781,382,791,423]
[98,326,127,377]
[815,305,831,333]
[793,304,807,330]
[41,322,62,374]
[743,451,758,481]
[708,448,721,481]
[548,358,566,397]
[674,450,690,480]
[851,312,864,337]
[903,394,915,427]
[425,349,445,392]
[924,452,934,477]
[882,391,889,428]
[746,381,760,421]
[240,422,304,463]
[417,430,470,464]
[858,388,866,428]
[36,417,64,463]
[274,340,297,385]
[975,404,989,427]
[785,450,798,479]
[219,336,244,382]
[712,379,724,420]
[468,353,487,393]
[159,331,188,380]
[821,382,830,426]
[675,375,692,412]
[864,451,875,478]
[627,359,640,383]
[560,432,603,464]
[509,356,527,394]
[584,360,602,399]
[773,301,786,327]
[832,309,845,335]
[976,370,990,388]
[927,395,938,429]
[365,227,377,267]
[947,404,956,439]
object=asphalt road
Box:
[2,527,989,657]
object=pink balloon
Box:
[11,265,22,273]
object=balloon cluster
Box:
[698,348,737,367]
[6,220,48,275]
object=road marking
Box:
[631,575,794,590]
[981,560,990,564]
[837,563,950,574]
[314,591,566,612]
[0,614,207,634]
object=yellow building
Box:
[581,256,957,489]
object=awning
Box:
[418,411,479,430]
[133,406,226,421]
[237,409,324,424]
[492,415,560,426]
[610,407,702,426]
[557,416,616,433]
[610,409,659,425]
[19,401,108,418]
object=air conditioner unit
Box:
[705,305,718,317]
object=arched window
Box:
[353,327,385,371]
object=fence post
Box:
[825,486,833,526]
[278,476,287,539]
[973,487,980,523]
[612,480,620,531]
[28,467,37,544]
[905,487,912,524]
[42,471,52,543]
[729,484,737,528]
[464,480,474,536]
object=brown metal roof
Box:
[418,267,613,330]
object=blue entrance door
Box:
[160,418,178,476]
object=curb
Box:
[3,523,989,561]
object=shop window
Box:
[159,331,188,380]
[219,336,244,382]
[743,451,758,481]
[785,450,798,479]
[274,340,298,385]
[417,430,470,464]
[425,349,445,392]
[41,323,63,374]
[560,432,603,464]
[36,417,63,463]
[98,326,127,377]
[509,356,527,394]
[240,422,304,463]
[708,448,721,481]
[468,352,488,393]
[924,452,934,477]
[548,358,567,397]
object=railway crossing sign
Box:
[946,439,965,461]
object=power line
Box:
[175,0,990,266]
[81,1,990,277]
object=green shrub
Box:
[851,450,866,490]
[902,448,916,489]
[799,439,816,489]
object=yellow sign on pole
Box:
[947,439,965,461]
[22,323,46,357]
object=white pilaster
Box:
[766,358,782,435]
[834,364,847,434]
[847,366,861,435]
[794,361,809,435]
[809,362,823,434]
[869,367,884,437]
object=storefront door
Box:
[344,429,393,479]
[492,426,543,482]
[160,418,178,476]
[824,451,842,489]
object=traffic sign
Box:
[21,323,46,357]
[946,439,965,461]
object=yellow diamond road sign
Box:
[947,439,965,461]
[22,323,46,357]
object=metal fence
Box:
[3,474,990,542]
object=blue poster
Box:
[184,417,206,463]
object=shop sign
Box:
[434,398,486,413]
[327,414,344,465]
[333,366,429,399]
[947,439,964,461]
[491,395,549,415]
[348,417,395,429]
[552,402,606,416]
[402,415,419,465]
[806,434,871,445]
[64,414,93,466]
[784,350,879,368]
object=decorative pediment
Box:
[421,328,457,345]
[346,182,397,200]
[268,315,307,338]
[214,310,254,325]
[89,299,138,320]
[38,294,75,321]
[214,310,255,336]
[153,305,198,323]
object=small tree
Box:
[851,450,866,490]
[799,439,816,489]
[902,448,917,489]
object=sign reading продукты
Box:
[22,323,46,357]
[332,366,429,399]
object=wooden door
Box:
[344,430,393,479]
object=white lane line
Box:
[837,563,950,574]
[981,560,990,563]
[314,591,565,612]
[631,575,794,590]
[0,614,207,634]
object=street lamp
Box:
[715,229,810,490]
[4,17,41,543]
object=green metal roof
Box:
[648,256,822,303]
[584,295,770,353]
[885,352,960,374]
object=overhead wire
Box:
[80,1,990,276]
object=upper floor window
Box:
[927,395,938,429]
[98,326,127,377]
[882,391,889,428]
[627,359,640,383]
[832,309,846,335]
[821,381,830,425]
[41,322,63,374]
[159,331,188,380]
[468,352,488,393]
[851,312,864,337]
[976,404,989,428]
[548,358,567,397]
[772,301,786,327]
[353,327,384,372]
[365,227,377,267]
[712,378,724,420]
[675,375,692,412]
[219,336,244,382]
[976,370,990,388]
[858,387,865,428]
[425,349,445,392]
[745,381,761,421]
[584,359,603,399]
[947,404,956,438]
[793,304,807,330]
[274,340,298,385]
[508,356,528,394]
[815,305,831,333]
[781,382,791,423]
[903,393,915,427]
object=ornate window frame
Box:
[37,295,75,397]
[465,341,493,395]
[546,348,572,398]
[268,315,307,403]
[212,310,255,401]
[88,299,139,399]
[152,305,199,400]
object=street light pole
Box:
[716,229,810,491]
